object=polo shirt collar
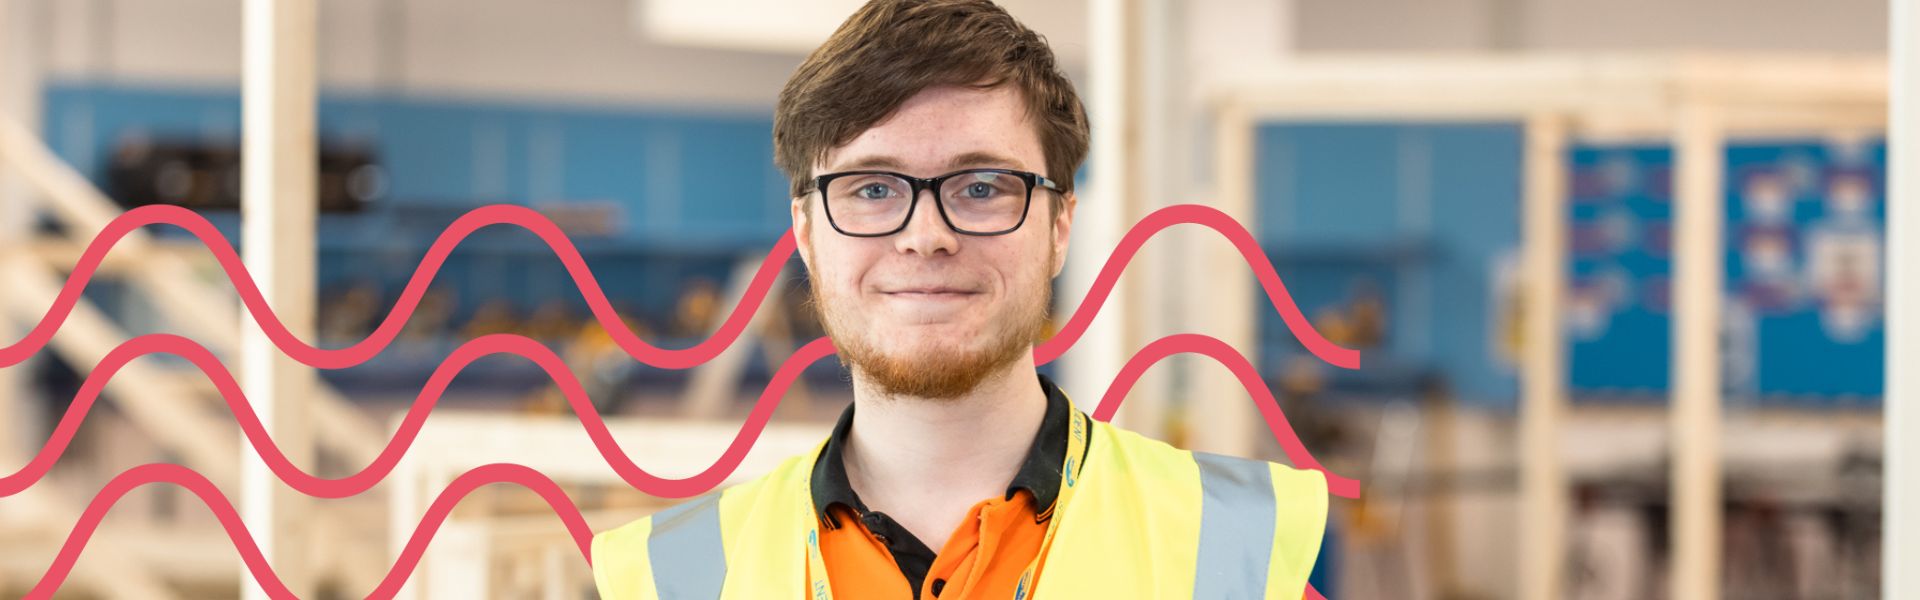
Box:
[810,372,1075,528]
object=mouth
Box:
[880,287,981,300]
[879,286,983,303]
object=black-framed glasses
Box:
[808,168,1064,237]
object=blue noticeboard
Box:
[1567,140,1886,404]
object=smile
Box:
[883,290,979,299]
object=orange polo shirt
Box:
[808,373,1084,599]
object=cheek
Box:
[810,246,870,301]
[993,239,1055,299]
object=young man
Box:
[592,1,1327,597]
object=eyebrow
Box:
[944,151,1024,171]
[827,156,895,173]
[830,151,1027,174]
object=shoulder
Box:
[1078,421,1329,597]
[592,450,816,551]
[590,451,818,594]
[1089,420,1329,504]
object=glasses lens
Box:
[824,173,912,234]
[939,171,1028,233]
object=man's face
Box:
[791,84,1075,399]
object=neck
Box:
[841,351,1048,551]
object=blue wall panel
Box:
[41,80,788,328]
[1254,123,1523,406]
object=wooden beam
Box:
[0,0,38,245]
[0,7,22,545]
[1213,55,1885,111]
[0,118,139,243]
[1,109,388,480]
[1122,0,1184,440]
[0,254,241,485]
[683,254,789,419]
[1193,97,1257,457]
[1886,0,1918,596]
[3,485,181,600]
[1517,113,1570,600]
[1213,54,1885,141]
[0,523,246,582]
[1669,98,1724,600]
[388,412,830,598]
[1061,0,1142,430]
[240,0,318,597]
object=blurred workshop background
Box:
[0,0,1911,599]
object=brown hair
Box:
[774,0,1088,213]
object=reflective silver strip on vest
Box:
[647,492,726,599]
[1192,451,1277,599]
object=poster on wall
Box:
[1567,139,1885,405]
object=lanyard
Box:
[801,407,1091,600]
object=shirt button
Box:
[931,579,946,596]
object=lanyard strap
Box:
[801,409,1091,600]
[1011,407,1088,599]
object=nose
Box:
[893,187,960,257]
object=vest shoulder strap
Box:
[590,452,816,600]
[1191,450,1329,599]
[1041,421,1327,599]
[594,422,1328,599]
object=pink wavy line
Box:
[1,331,1358,500]
[1039,203,1359,369]
[0,203,1358,370]
[0,204,786,370]
[22,462,590,600]
[0,333,829,500]
[1094,333,1360,498]
[6,202,1357,597]
[22,463,1330,599]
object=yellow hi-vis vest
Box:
[591,418,1328,599]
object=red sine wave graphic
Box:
[20,463,1330,600]
[0,203,1359,370]
[20,463,591,600]
[0,332,1359,499]
[3,202,1359,599]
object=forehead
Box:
[820,84,1045,174]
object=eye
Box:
[950,172,1015,201]
[847,179,906,201]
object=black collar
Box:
[810,372,1077,529]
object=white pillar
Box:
[0,0,34,238]
[1089,0,1186,439]
[1669,99,1724,600]
[1517,114,1569,600]
[241,0,318,597]
[1192,97,1257,458]
[390,451,425,600]
[1074,0,1287,454]
[0,0,37,258]
[1177,0,1293,458]
[0,0,40,460]
[1885,0,1919,596]
[1063,0,1138,420]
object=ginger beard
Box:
[806,242,1055,400]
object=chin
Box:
[851,341,1016,400]
[873,329,982,358]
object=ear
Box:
[1049,191,1075,278]
[791,194,814,272]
